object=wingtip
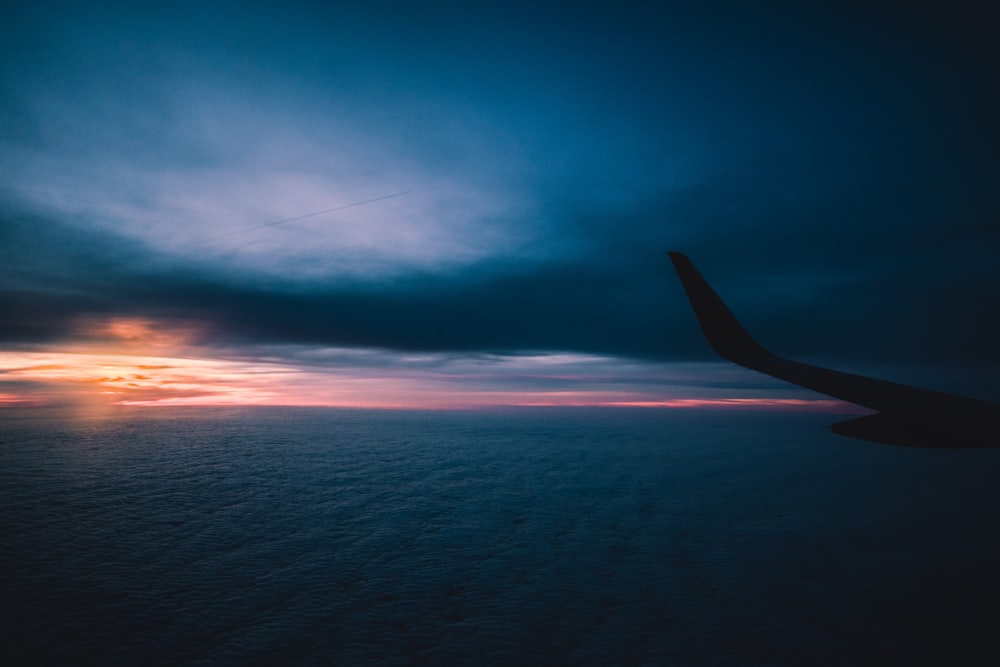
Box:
[668,250,772,366]
[666,251,690,268]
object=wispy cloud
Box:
[0,316,846,410]
[2,1,998,409]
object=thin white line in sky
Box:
[245,190,413,233]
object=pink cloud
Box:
[0,318,849,411]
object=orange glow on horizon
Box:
[0,317,851,412]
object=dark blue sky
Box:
[1,1,997,406]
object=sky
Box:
[1,0,998,410]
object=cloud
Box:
[0,317,848,408]
[2,66,541,280]
[1,0,998,407]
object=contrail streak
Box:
[243,190,413,233]
[205,190,413,246]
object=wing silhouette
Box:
[668,251,998,448]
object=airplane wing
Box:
[668,251,998,448]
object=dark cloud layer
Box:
[2,1,998,393]
[3,197,997,368]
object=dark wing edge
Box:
[666,252,774,367]
[668,251,998,448]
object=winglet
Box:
[667,252,773,366]
[667,251,999,448]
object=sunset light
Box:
[0,317,849,411]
